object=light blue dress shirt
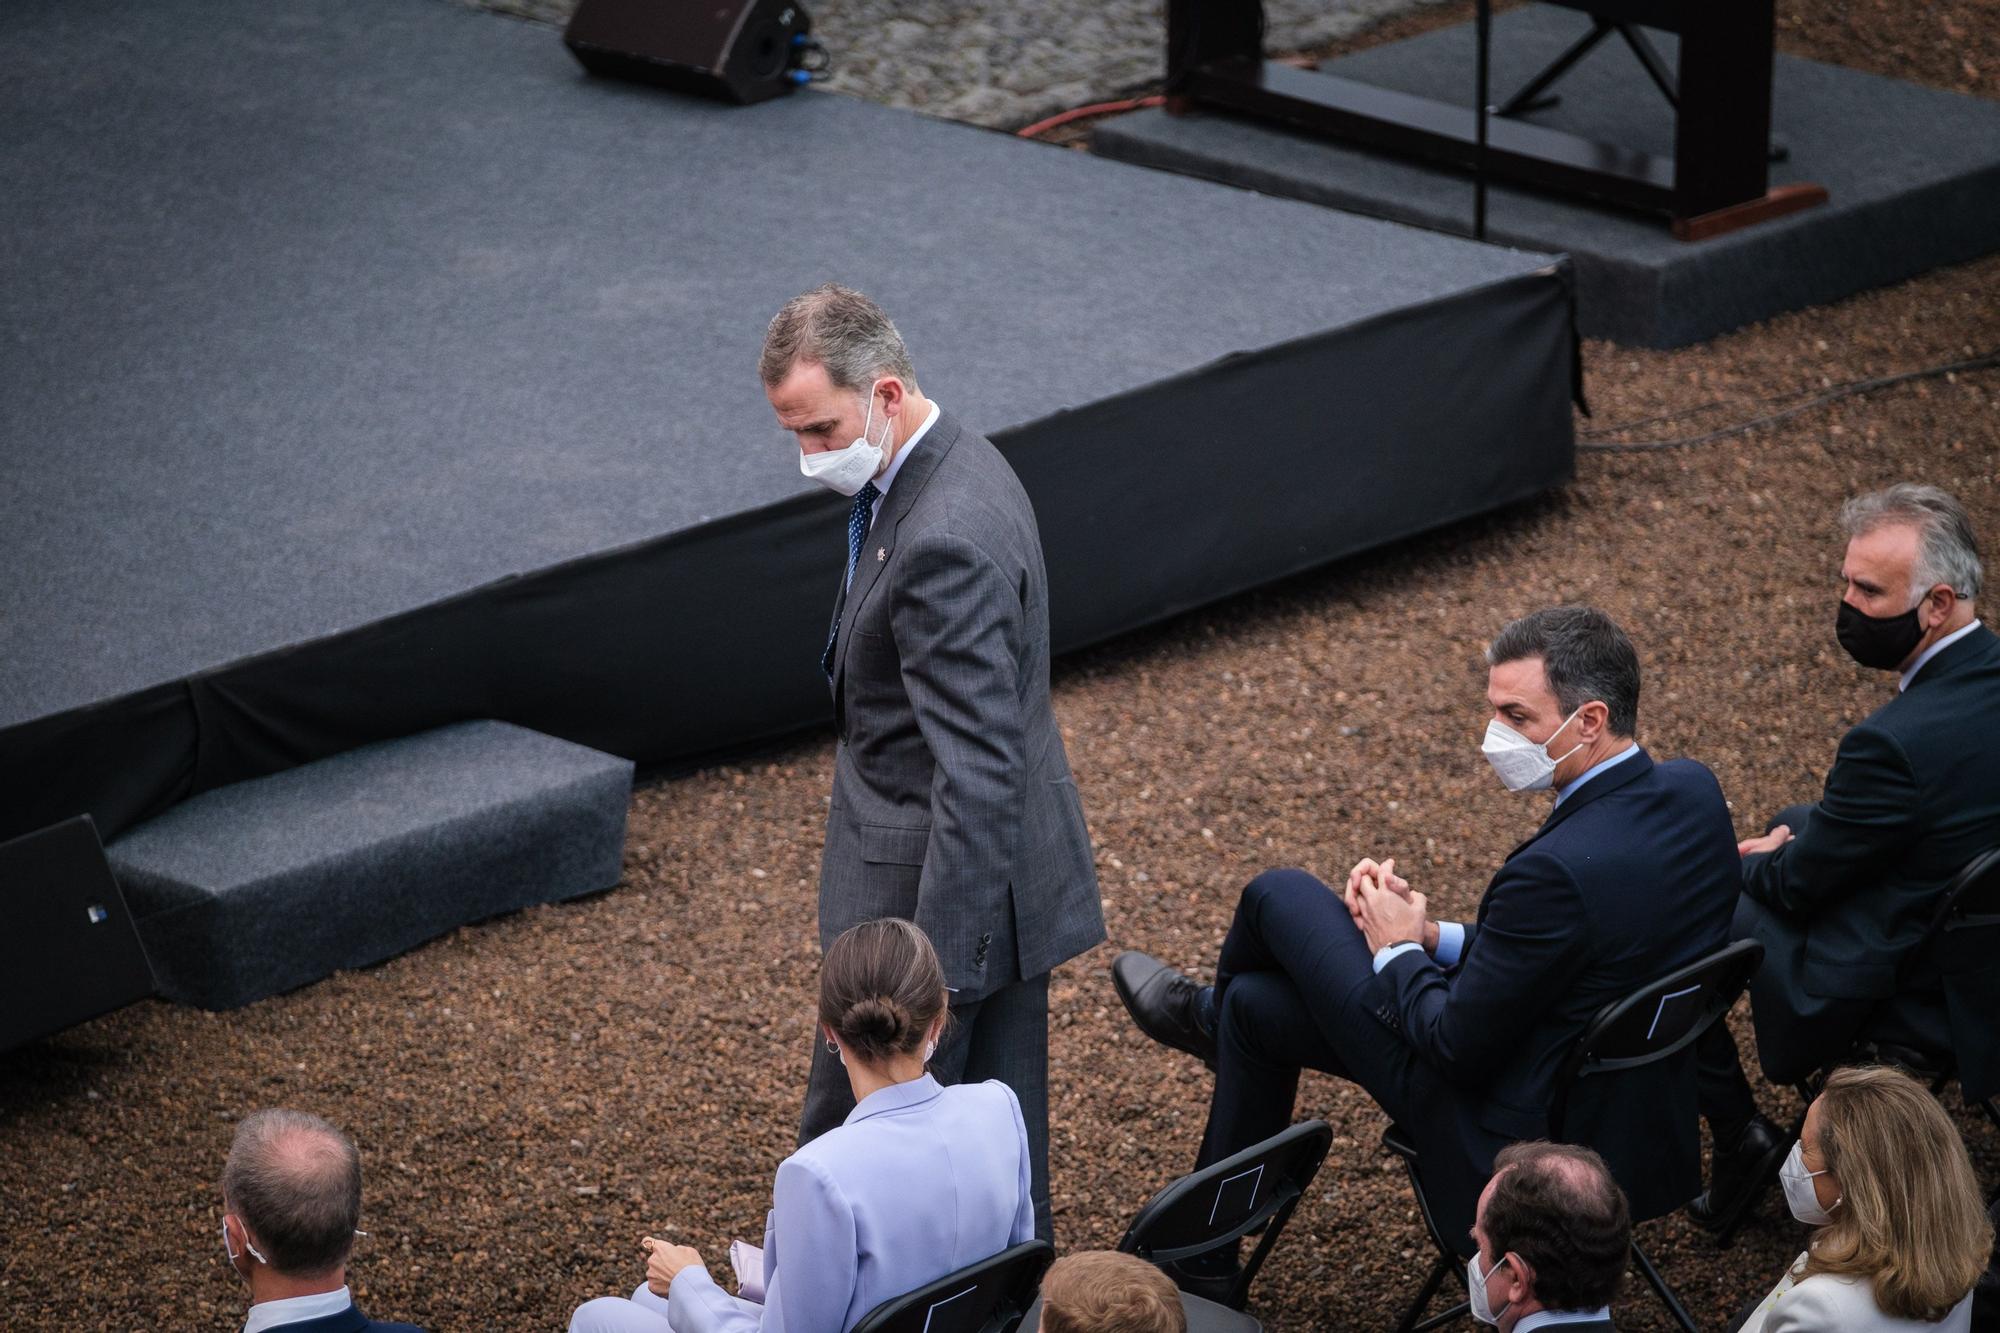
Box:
[569,1074,1033,1333]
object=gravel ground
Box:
[457,0,1448,128]
[7,4,1998,1331]
[6,256,1994,1330]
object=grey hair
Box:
[1486,606,1641,738]
[1841,483,1983,603]
[759,283,919,392]
[222,1109,363,1277]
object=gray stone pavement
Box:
[459,0,1443,128]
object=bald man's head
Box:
[1479,1141,1630,1312]
[222,1109,363,1277]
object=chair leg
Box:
[1393,1252,1464,1333]
[1712,1102,1805,1248]
[1631,1240,1701,1333]
[1411,1300,1472,1333]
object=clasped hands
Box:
[1343,856,1440,956]
[640,1235,705,1296]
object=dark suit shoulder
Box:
[1652,753,1723,787]
[900,426,1037,554]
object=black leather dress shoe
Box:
[1111,950,1217,1068]
[1687,1113,1787,1229]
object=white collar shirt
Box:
[243,1285,352,1333]
[1900,619,1980,692]
[869,400,940,529]
[1514,1308,1613,1330]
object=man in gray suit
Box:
[760,284,1103,1238]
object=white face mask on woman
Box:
[1779,1140,1840,1225]
[1480,705,1587,792]
[797,380,890,497]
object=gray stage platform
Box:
[109,722,631,1009]
[0,0,1576,844]
[1092,7,2000,346]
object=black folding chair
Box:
[1712,845,2000,1244]
[1384,937,1766,1333]
[1117,1119,1333,1317]
[850,1240,1053,1333]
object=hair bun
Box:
[843,996,910,1046]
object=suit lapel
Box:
[1500,747,1654,864]
[1907,621,1997,690]
[832,411,962,694]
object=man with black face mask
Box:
[1692,483,2000,1229]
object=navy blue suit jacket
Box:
[1367,749,1739,1238]
[1739,622,2000,1084]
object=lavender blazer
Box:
[666,1075,1034,1333]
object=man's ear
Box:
[1577,699,1611,743]
[1922,583,1958,631]
[875,376,907,417]
[1499,1251,1536,1307]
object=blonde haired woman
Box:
[1736,1066,1991,1332]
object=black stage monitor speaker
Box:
[1,815,157,1052]
[565,0,815,105]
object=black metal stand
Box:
[1494,17,1676,117]
[1163,0,1825,235]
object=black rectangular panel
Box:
[0,817,156,1050]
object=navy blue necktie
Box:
[822,480,880,680]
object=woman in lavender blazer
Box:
[568,919,1035,1333]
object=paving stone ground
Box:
[458,0,1449,127]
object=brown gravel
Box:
[5,7,1998,1332]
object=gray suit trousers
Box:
[800,973,1052,1242]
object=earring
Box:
[825,1038,838,1054]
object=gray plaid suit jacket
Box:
[820,409,1103,999]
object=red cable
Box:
[1015,94,1167,139]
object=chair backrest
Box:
[1918,845,2000,1101]
[1929,845,2000,942]
[1548,938,1764,1141]
[1117,1120,1333,1310]
[850,1240,1054,1333]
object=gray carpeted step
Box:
[107,721,632,1009]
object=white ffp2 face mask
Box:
[1779,1140,1839,1226]
[1466,1250,1514,1326]
[1481,705,1587,792]
[797,381,890,497]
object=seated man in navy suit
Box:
[1692,483,2000,1227]
[1114,607,1740,1288]
[221,1109,425,1333]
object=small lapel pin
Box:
[877,546,887,562]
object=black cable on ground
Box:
[1578,349,2000,454]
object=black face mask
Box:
[1836,599,1926,671]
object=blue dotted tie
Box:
[822,480,880,681]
